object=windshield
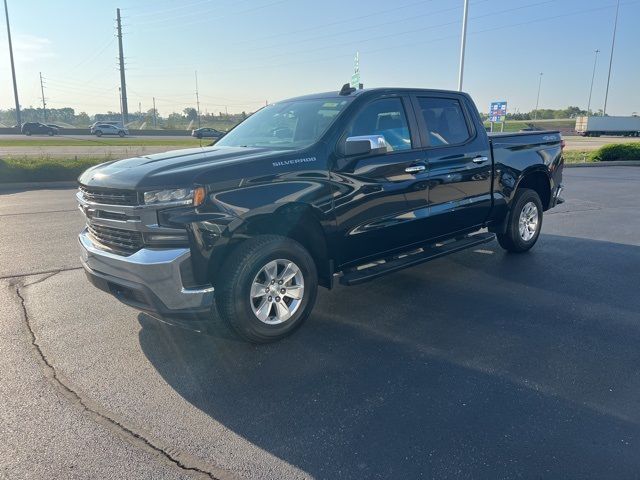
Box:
[215,98,351,150]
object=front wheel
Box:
[496,188,543,253]
[118,131,125,137]
[215,235,318,343]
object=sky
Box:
[1,0,639,117]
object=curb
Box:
[565,160,640,167]
[0,180,77,192]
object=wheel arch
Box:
[209,203,333,289]
[515,167,552,211]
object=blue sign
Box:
[489,101,507,122]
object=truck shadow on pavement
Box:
[137,234,640,479]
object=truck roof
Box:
[279,87,470,103]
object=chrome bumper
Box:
[79,228,214,316]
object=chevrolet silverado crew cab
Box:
[78,86,564,343]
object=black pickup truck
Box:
[78,86,564,342]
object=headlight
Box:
[143,188,193,205]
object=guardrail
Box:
[0,127,191,136]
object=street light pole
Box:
[3,0,21,127]
[195,70,201,129]
[457,0,470,91]
[533,72,543,120]
[587,49,600,116]
[603,0,620,116]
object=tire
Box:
[48,130,54,136]
[215,235,318,343]
[197,134,202,139]
[496,188,543,253]
[118,131,125,137]
[95,130,102,137]
[25,131,31,136]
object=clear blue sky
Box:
[1,0,638,116]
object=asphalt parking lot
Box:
[1,167,640,479]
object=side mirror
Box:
[345,135,389,156]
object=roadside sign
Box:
[350,51,360,89]
[489,101,507,122]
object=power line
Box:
[39,72,47,122]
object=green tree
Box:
[183,108,197,122]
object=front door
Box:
[331,96,426,266]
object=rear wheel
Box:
[48,130,54,136]
[118,131,125,137]
[95,130,102,137]
[25,131,31,136]
[496,188,543,253]
[215,235,318,343]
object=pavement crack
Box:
[0,208,78,217]
[0,266,83,280]
[12,282,232,480]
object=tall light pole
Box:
[533,72,543,120]
[4,0,21,127]
[587,49,600,116]
[195,70,201,128]
[457,0,470,91]
[603,0,620,116]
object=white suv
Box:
[91,124,129,137]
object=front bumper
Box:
[79,228,214,317]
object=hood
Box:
[78,146,288,190]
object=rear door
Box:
[331,95,427,265]
[410,94,492,238]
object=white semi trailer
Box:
[575,116,640,137]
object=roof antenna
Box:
[339,83,356,96]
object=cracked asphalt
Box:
[1,167,639,479]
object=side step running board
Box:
[339,232,495,286]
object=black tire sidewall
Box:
[508,189,543,251]
[222,238,318,342]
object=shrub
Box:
[0,156,107,183]
[589,143,640,162]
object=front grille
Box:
[88,223,144,256]
[80,186,139,206]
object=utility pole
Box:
[116,8,128,124]
[587,49,600,116]
[4,0,21,127]
[39,72,47,122]
[603,0,620,116]
[152,97,157,128]
[457,0,470,91]
[119,87,125,127]
[533,72,543,120]
[195,70,201,128]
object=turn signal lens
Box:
[193,186,206,207]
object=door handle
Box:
[405,164,426,173]
[472,155,489,163]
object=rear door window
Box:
[417,97,471,146]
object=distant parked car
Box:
[21,122,58,136]
[191,127,225,139]
[91,123,128,137]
